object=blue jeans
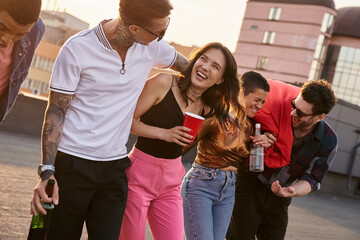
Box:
[181,163,237,240]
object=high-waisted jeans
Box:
[181,163,237,240]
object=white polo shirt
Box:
[50,23,176,161]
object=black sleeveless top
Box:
[135,88,184,159]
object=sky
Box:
[42,0,360,52]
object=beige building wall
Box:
[21,40,196,98]
[20,41,61,98]
[20,10,89,98]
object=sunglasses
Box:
[290,98,314,118]
[139,18,170,42]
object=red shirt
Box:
[254,79,300,169]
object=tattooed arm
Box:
[30,91,72,215]
[41,91,72,169]
[170,51,189,73]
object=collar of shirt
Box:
[301,120,324,143]
[94,21,113,50]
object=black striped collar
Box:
[94,21,113,50]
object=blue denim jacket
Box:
[0,19,45,123]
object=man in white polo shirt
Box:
[30,0,188,239]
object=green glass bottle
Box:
[27,179,55,240]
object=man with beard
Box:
[29,0,188,239]
[227,79,338,240]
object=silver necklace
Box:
[189,87,202,98]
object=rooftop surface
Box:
[0,130,359,239]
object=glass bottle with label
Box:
[249,123,264,172]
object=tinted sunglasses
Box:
[290,97,314,118]
[139,17,170,42]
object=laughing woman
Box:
[180,71,271,240]
[119,42,245,240]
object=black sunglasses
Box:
[138,18,170,42]
[290,98,314,118]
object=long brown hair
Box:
[177,42,246,130]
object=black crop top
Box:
[135,88,184,159]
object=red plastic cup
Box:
[183,112,205,141]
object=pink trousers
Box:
[119,147,185,240]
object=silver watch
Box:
[38,164,55,176]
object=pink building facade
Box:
[235,0,336,84]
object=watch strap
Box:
[40,170,55,182]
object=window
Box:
[323,45,360,106]
[250,25,258,30]
[311,31,330,81]
[314,35,327,60]
[47,61,55,72]
[268,7,281,20]
[262,31,275,44]
[43,58,49,71]
[30,55,55,72]
[32,55,40,68]
[309,60,321,80]
[21,79,31,89]
[256,57,268,70]
[22,78,50,95]
[321,13,334,34]
[42,83,50,94]
[353,49,360,63]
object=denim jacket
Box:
[0,19,45,124]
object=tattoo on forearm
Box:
[41,92,72,165]
[52,93,72,108]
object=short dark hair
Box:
[0,0,42,25]
[119,0,173,27]
[301,79,336,115]
[240,71,270,96]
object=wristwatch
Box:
[38,164,55,176]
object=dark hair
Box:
[0,0,41,25]
[178,42,246,130]
[119,0,173,27]
[301,79,336,115]
[241,71,270,96]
